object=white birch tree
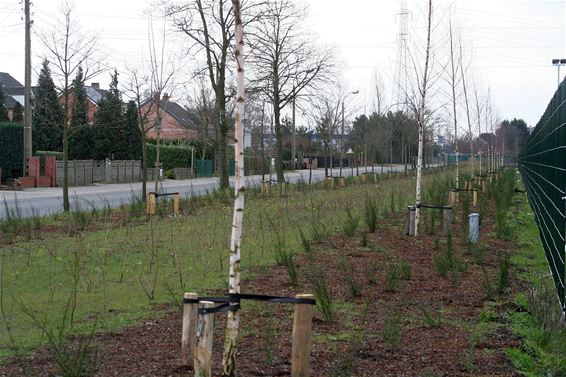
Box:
[222,0,245,375]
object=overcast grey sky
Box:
[0,0,564,128]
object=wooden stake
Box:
[472,190,478,207]
[261,181,271,195]
[173,193,180,216]
[194,301,215,377]
[181,292,198,367]
[339,177,345,188]
[147,192,156,215]
[449,190,457,208]
[291,294,315,377]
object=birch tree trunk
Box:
[222,0,244,375]
[449,21,459,190]
[414,0,433,236]
[459,41,474,175]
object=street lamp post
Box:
[552,59,566,88]
[340,90,359,178]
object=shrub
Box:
[298,228,312,255]
[342,208,359,237]
[308,267,333,321]
[398,260,412,280]
[385,265,400,292]
[497,252,511,294]
[364,195,378,233]
[0,123,23,181]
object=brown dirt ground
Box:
[1,202,524,377]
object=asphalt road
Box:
[0,165,416,219]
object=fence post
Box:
[181,292,198,367]
[194,301,214,377]
[174,193,180,216]
[291,294,314,377]
[449,189,457,207]
[147,193,156,215]
[472,190,478,207]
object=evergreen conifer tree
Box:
[33,60,63,151]
[0,84,9,122]
[68,67,93,159]
[93,70,123,159]
[124,100,142,160]
[12,102,24,122]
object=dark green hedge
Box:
[36,150,64,160]
[0,122,23,181]
[146,143,193,170]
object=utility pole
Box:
[292,90,296,170]
[23,0,32,176]
[340,101,345,178]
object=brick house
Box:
[58,82,108,123]
[0,72,36,121]
[142,94,201,141]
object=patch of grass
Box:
[419,306,443,328]
[364,195,378,233]
[342,208,359,237]
[384,265,400,293]
[308,266,334,322]
[505,195,566,377]
[381,309,402,351]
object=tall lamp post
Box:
[339,90,359,178]
[552,59,566,88]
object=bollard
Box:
[181,292,198,367]
[405,206,416,236]
[468,213,480,244]
[146,192,156,215]
[443,207,453,235]
[173,193,180,216]
[291,294,315,377]
[194,301,214,377]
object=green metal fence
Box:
[519,81,566,317]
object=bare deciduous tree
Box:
[310,86,344,178]
[249,0,332,182]
[412,0,433,236]
[40,2,104,212]
[166,0,257,189]
[447,19,461,189]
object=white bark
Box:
[222,1,245,376]
[414,0,433,236]
[448,21,459,190]
[459,40,474,174]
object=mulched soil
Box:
[1,201,524,376]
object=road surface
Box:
[0,165,418,219]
